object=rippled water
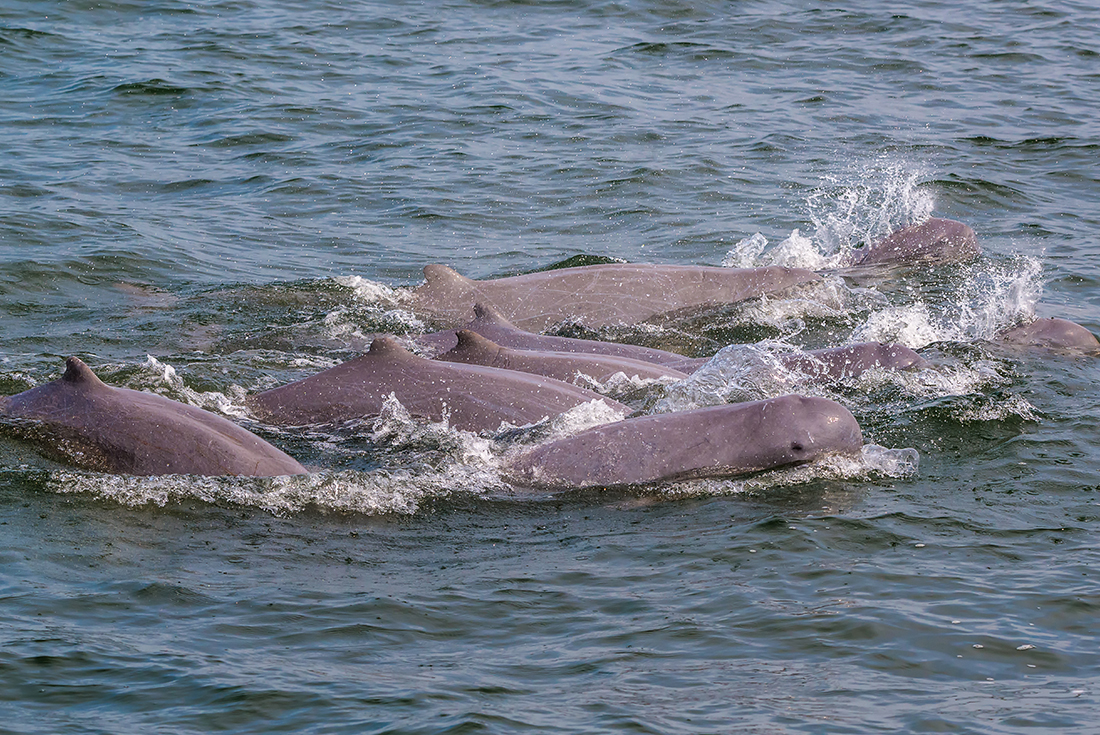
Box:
[2,1,1100,732]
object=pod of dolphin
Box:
[1,218,1096,489]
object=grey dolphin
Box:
[247,336,629,433]
[505,394,864,489]
[995,317,1100,354]
[665,342,928,377]
[412,263,821,330]
[437,330,689,385]
[0,357,306,477]
[413,302,692,366]
[416,304,925,379]
[850,218,979,267]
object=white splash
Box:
[659,443,920,498]
[703,276,851,338]
[724,229,850,271]
[139,355,252,419]
[953,394,1040,423]
[724,159,937,270]
[850,255,1044,348]
[574,370,681,397]
[322,275,428,343]
[369,393,448,443]
[806,157,936,258]
[320,304,425,344]
[858,358,1011,401]
[723,232,768,268]
[543,398,628,440]
[954,256,1044,339]
[334,275,417,306]
[655,341,820,412]
[45,469,452,516]
[851,302,946,349]
[859,443,921,477]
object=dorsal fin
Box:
[454,329,502,356]
[368,336,418,361]
[422,264,472,289]
[62,357,108,388]
[471,302,513,326]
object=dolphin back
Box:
[853,218,979,267]
[0,357,306,477]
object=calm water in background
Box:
[2,1,1100,732]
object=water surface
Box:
[2,1,1099,732]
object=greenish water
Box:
[2,1,1099,732]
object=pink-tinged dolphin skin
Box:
[414,305,924,379]
[505,394,864,489]
[850,218,979,268]
[437,330,689,385]
[995,318,1100,354]
[0,357,307,477]
[413,302,691,366]
[412,263,821,331]
[247,336,629,433]
[665,342,928,377]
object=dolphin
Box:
[0,357,307,477]
[412,302,692,366]
[413,304,925,380]
[411,263,821,330]
[664,342,928,377]
[995,317,1100,354]
[436,330,689,385]
[850,218,979,268]
[247,336,629,433]
[504,394,864,489]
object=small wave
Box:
[859,357,1012,401]
[490,398,628,447]
[0,26,58,43]
[325,275,426,344]
[658,444,920,499]
[653,339,1022,422]
[0,367,41,393]
[367,393,625,450]
[45,469,449,516]
[540,399,628,440]
[334,275,417,307]
[320,303,425,346]
[732,277,851,329]
[133,356,253,419]
[952,394,1041,424]
[655,341,819,412]
[112,79,190,96]
[574,371,681,401]
[366,394,502,468]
